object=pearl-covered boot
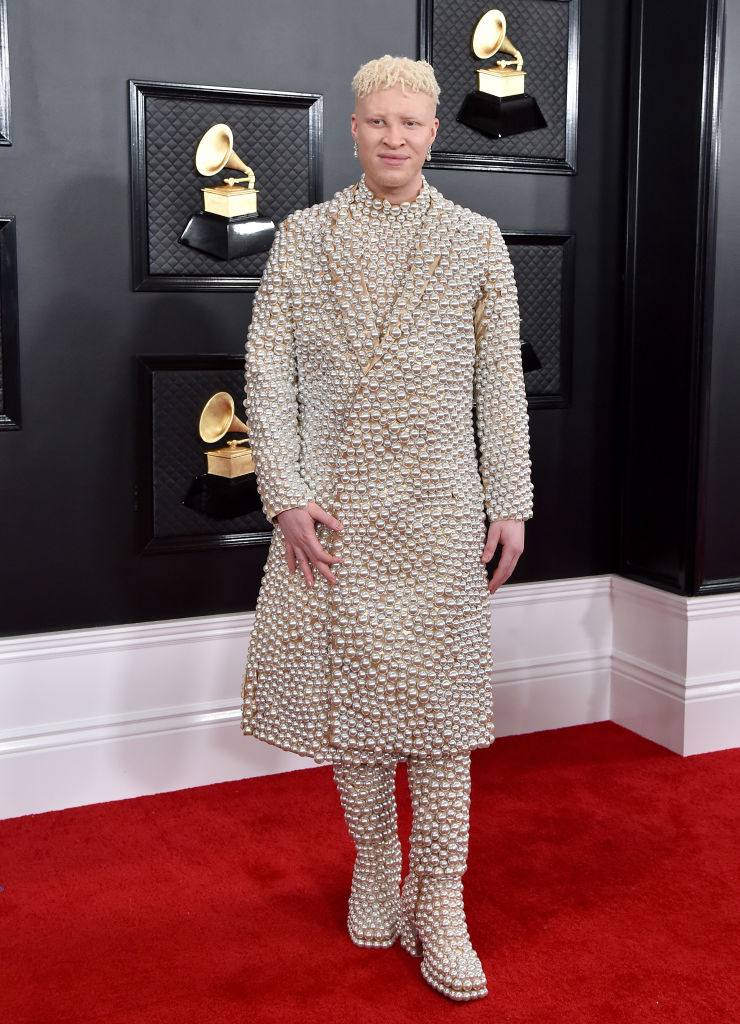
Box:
[402,753,487,1001]
[400,871,487,1000]
[333,762,401,948]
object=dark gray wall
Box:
[0,0,629,636]
[704,0,740,587]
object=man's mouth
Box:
[379,153,407,164]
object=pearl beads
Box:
[243,174,532,766]
[334,762,401,948]
[401,754,487,1002]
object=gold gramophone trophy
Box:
[179,123,276,260]
[458,10,546,138]
[198,391,255,478]
[182,391,263,520]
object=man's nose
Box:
[383,124,404,147]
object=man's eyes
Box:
[369,119,421,127]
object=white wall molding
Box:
[612,650,740,702]
[610,576,740,755]
[0,610,311,819]
[0,699,242,757]
[0,611,257,663]
[488,574,612,737]
[1,574,738,818]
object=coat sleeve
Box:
[473,222,533,522]
[244,220,313,522]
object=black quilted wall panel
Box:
[505,232,575,406]
[420,0,579,171]
[130,82,322,289]
[140,357,271,552]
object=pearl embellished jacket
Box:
[242,179,532,764]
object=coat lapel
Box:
[375,194,453,371]
[323,188,381,375]
[323,182,456,377]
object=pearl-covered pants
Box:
[333,753,471,878]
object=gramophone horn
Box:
[194,123,251,177]
[472,9,523,69]
[198,391,250,443]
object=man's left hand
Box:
[481,520,525,594]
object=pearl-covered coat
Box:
[242,179,532,765]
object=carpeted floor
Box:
[1,722,738,1024]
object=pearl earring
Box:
[426,146,432,162]
[353,141,358,158]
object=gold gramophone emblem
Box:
[457,7,546,139]
[472,9,526,97]
[179,123,276,260]
[195,123,260,219]
[198,391,255,478]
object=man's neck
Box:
[362,173,424,205]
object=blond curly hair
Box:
[352,55,441,105]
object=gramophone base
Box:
[520,340,542,373]
[179,211,276,261]
[183,473,265,520]
[457,91,547,139]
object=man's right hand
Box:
[276,502,344,588]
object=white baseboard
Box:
[611,577,740,755]
[1,574,738,818]
[0,614,310,819]
[490,575,612,736]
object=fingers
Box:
[291,531,341,586]
[309,503,344,534]
[481,522,502,564]
[287,540,330,588]
[286,543,341,587]
[292,548,340,588]
[488,550,520,594]
[284,541,296,575]
[484,520,525,594]
[294,554,315,589]
[487,548,525,593]
[279,504,343,588]
[316,560,339,587]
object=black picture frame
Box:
[137,354,272,554]
[419,0,580,174]
[504,231,575,408]
[0,216,20,430]
[0,0,10,146]
[129,81,323,292]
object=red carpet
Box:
[1,723,738,1024]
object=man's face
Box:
[351,84,439,203]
